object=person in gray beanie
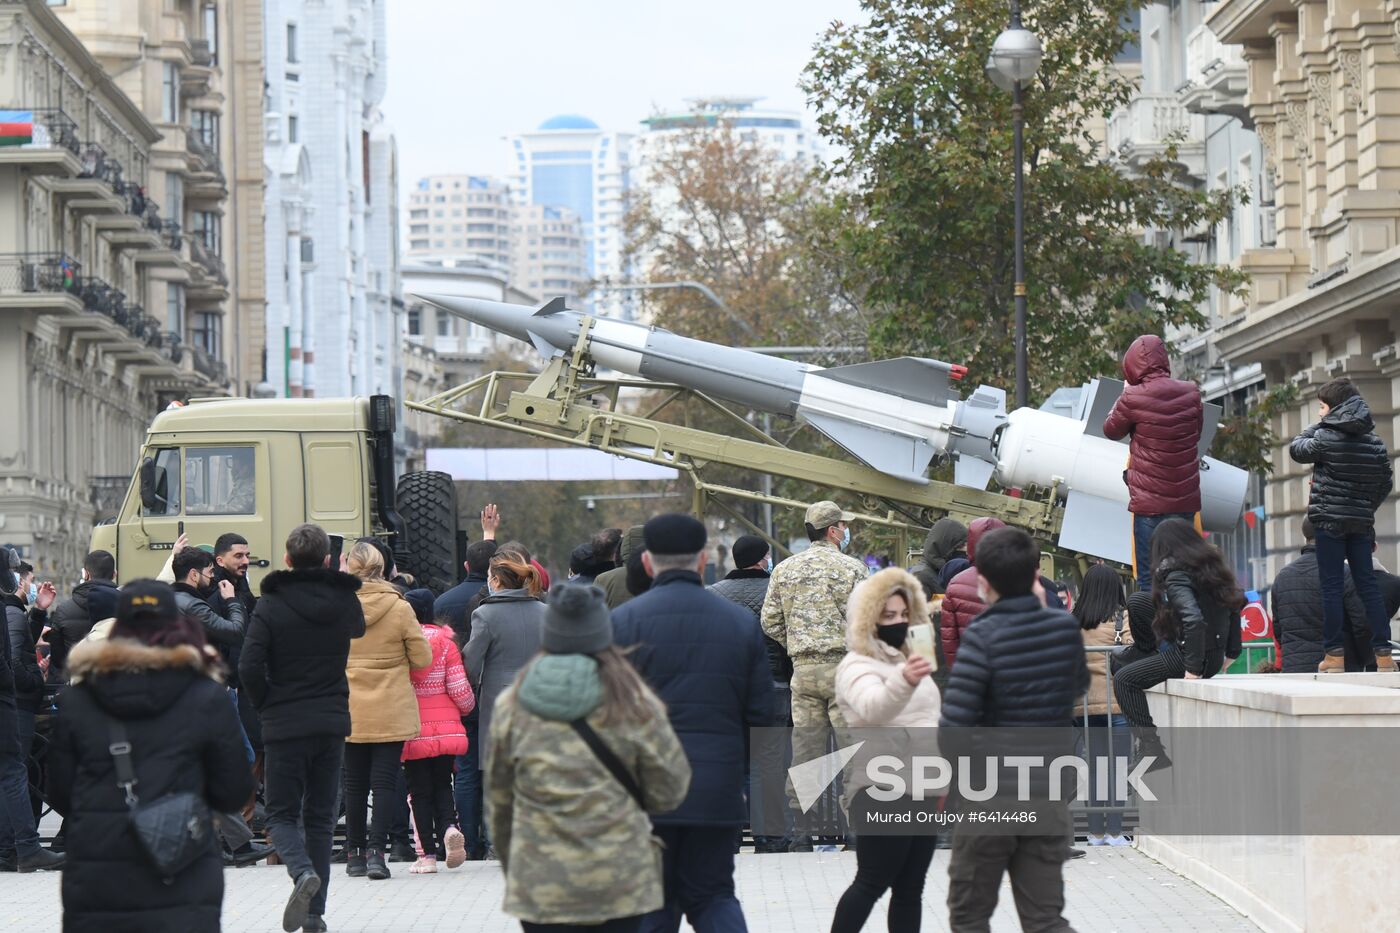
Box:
[485,582,691,928]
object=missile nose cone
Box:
[418,293,535,342]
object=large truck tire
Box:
[396,470,459,595]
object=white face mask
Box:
[27,583,38,604]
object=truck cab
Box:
[93,395,409,590]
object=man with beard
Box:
[171,547,271,867]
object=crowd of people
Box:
[0,339,1395,933]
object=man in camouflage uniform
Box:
[761,500,868,829]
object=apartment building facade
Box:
[0,0,218,578]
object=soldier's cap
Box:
[116,579,179,629]
[805,500,856,530]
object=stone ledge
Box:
[1152,672,1400,716]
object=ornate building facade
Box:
[0,0,215,579]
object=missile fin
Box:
[803,413,934,484]
[953,457,995,491]
[1059,490,1133,565]
[526,330,563,359]
[534,296,568,317]
[821,357,960,406]
[1081,378,1126,442]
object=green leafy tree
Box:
[801,0,1247,399]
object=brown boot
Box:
[1318,650,1346,673]
[1376,652,1397,673]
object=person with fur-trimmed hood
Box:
[831,567,941,933]
[47,580,254,933]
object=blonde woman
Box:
[832,567,941,933]
[344,541,431,880]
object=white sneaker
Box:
[1086,834,1107,847]
[1105,834,1132,847]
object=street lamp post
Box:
[986,3,1043,410]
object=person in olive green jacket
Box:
[596,525,646,610]
[487,583,690,929]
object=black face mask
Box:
[876,623,909,649]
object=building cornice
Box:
[1206,0,1295,45]
[1216,243,1400,362]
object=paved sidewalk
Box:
[0,847,1257,932]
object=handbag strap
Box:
[105,718,141,809]
[570,718,646,810]
[1113,609,1126,645]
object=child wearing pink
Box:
[401,590,476,873]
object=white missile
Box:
[420,293,1248,564]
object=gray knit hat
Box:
[543,582,612,655]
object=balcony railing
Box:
[1179,24,1249,119]
[14,108,81,156]
[161,219,183,251]
[189,39,213,67]
[77,142,123,186]
[190,344,228,384]
[0,252,81,294]
[1187,23,1245,84]
[189,237,228,284]
[1107,93,1204,176]
[186,132,222,176]
[77,275,126,321]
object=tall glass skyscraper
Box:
[506,115,635,319]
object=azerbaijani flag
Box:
[0,111,33,147]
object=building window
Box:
[162,62,179,123]
[436,313,450,337]
[191,109,218,149]
[408,307,421,335]
[286,22,299,63]
[192,311,222,359]
[287,115,298,143]
[204,4,218,64]
[1237,153,1255,251]
[194,210,220,254]
[166,173,183,223]
[166,282,185,335]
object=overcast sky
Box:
[382,0,865,201]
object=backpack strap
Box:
[570,718,646,809]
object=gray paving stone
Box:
[0,846,1260,932]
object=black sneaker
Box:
[229,841,274,867]
[387,840,416,863]
[302,916,328,933]
[17,849,65,873]
[345,848,367,878]
[282,871,321,933]
[365,848,390,880]
[1135,735,1173,774]
[1067,847,1087,860]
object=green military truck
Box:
[91,395,463,593]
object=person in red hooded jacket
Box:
[1102,335,1204,590]
[941,518,1063,670]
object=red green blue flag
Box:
[0,111,33,147]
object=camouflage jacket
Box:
[761,540,869,665]
[486,660,691,925]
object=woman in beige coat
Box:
[832,567,941,933]
[1072,564,1131,846]
[344,541,431,880]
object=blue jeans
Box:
[228,689,254,764]
[1131,512,1195,591]
[1074,715,1129,837]
[453,715,485,854]
[1316,529,1394,653]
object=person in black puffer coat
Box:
[1290,378,1395,672]
[1271,517,1375,673]
[46,580,254,933]
[48,550,117,683]
[938,528,1086,933]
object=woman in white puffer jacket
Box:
[831,567,941,933]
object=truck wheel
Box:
[396,471,459,595]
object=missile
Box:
[419,293,1248,564]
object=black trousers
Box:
[831,831,937,933]
[947,829,1073,933]
[264,736,343,917]
[1114,643,1223,731]
[521,917,642,933]
[343,741,404,850]
[403,756,457,858]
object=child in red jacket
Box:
[402,589,476,872]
